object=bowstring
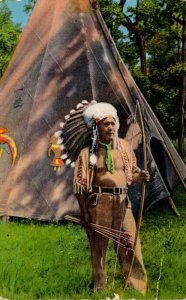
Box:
[110,103,138,295]
[129,103,138,169]
[123,100,147,293]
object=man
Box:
[73,102,149,294]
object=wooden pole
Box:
[166,197,180,218]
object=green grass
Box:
[0,185,185,300]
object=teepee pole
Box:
[166,197,180,218]
[163,145,186,192]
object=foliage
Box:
[24,0,36,13]
[98,0,185,143]
[0,186,185,299]
[98,0,140,68]
[0,4,21,78]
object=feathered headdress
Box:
[54,100,119,167]
[83,102,120,130]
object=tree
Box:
[149,0,186,157]
[0,5,21,78]
[24,0,36,13]
[99,0,185,157]
[166,0,186,158]
[179,7,186,158]
[99,0,165,76]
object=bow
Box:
[123,100,147,292]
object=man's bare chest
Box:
[95,149,124,172]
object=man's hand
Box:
[132,170,150,184]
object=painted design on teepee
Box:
[0,127,17,167]
[48,135,63,173]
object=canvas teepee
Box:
[0,0,185,221]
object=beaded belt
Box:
[92,186,128,195]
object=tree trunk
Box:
[178,11,186,159]
[136,33,147,76]
[123,24,147,76]
[177,21,181,62]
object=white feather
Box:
[60,122,65,128]
[60,144,65,150]
[90,153,97,165]
[61,153,68,160]
[70,109,76,114]
[76,103,83,109]
[83,102,120,129]
[57,138,63,145]
[54,130,62,138]
[91,100,97,103]
[82,100,88,104]
[65,158,71,165]
[65,114,70,120]
[70,162,75,168]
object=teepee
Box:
[0,0,185,221]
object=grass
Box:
[0,185,185,300]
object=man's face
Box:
[98,116,116,143]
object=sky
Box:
[1,0,137,29]
[0,0,31,28]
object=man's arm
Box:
[119,138,150,185]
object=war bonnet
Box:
[83,102,120,129]
[55,100,120,167]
